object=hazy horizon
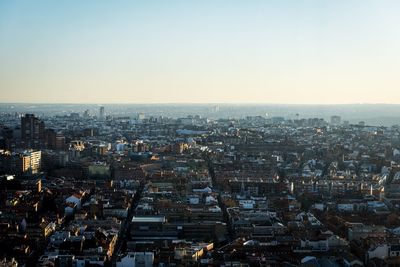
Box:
[1,102,400,127]
[1,1,400,104]
[2,102,400,106]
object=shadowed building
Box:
[21,114,45,149]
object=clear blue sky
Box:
[1,0,400,104]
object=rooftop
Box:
[131,216,166,223]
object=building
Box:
[4,150,42,175]
[45,129,57,149]
[88,162,111,179]
[117,252,154,267]
[0,126,14,150]
[55,133,66,150]
[83,109,90,118]
[45,130,66,151]
[22,150,41,175]
[99,106,105,120]
[21,114,45,148]
[330,116,341,125]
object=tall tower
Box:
[99,106,105,120]
[21,114,45,148]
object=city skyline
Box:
[3,2,400,265]
[1,1,400,104]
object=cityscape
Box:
[1,105,400,266]
[2,1,400,266]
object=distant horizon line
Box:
[1,102,400,106]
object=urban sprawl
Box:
[1,107,400,267]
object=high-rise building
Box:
[45,129,66,150]
[0,126,13,150]
[330,115,341,125]
[0,150,42,175]
[45,128,57,149]
[23,150,41,174]
[21,114,45,148]
[83,109,90,118]
[99,106,105,120]
[55,133,66,150]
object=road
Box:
[111,181,145,266]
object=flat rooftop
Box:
[131,216,166,223]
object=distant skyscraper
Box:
[21,114,45,148]
[330,115,341,125]
[99,106,105,120]
[83,109,90,118]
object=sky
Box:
[1,0,400,104]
